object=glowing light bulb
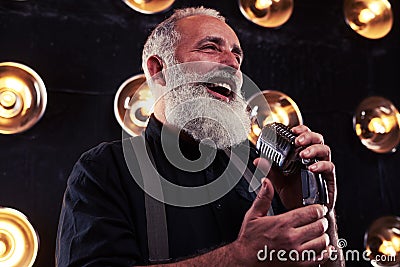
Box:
[353,96,400,153]
[239,0,293,28]
[128,97,154,128]
[251,124,262,137]
[379,240,397,256]
[247,90,302,144]
[255,0,272,9]
[359,8,376,23]
[122,0,174,14]
[0,62,47,134]
[344,0,393,39]
[0,91,17,108]
[393,236,400,251]
[0,208,38,267]
[369,2,383,15]
[368,117,386,134]
[114,74,156,136]
[271,106,290,126]
[3,77,24,93]
[0,240,6,256]
[365,216,400,266]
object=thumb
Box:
[247,178,274,219]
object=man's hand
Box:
[233,178,335,266]
[254,124,337,210]
[143,178,336,267]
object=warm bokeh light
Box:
[128,98,154,128]
[264,105,291,126]
[3,77,25,93]
[239,0,293,28]
[367,115,397,134]
[359,8,376,23]
[353,96,400,153]
[369,1,384,15]
[0,241,6,257]
[251,123,262,137]
[365,216,400,266]
[0,91,17,108]
[246,90,303,145]
[344,0,393,39]
[122,0,174,14]
[255,0,272,9]
[378,239,400,256]
[0,62,47,134]
[114,74,155,136]
[0,208,39,267]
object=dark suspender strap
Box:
[224,149,258,193]
[144,194,170,263]
[224,149,274,216]
[130,137,170,263]
[131,138,274,263]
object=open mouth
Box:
[205,82,235,102]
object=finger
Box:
[299,233,330,256]
[291,125,311,135]
[295,131,324,146]
[281,204,328,228]
[311,163,337,210]
[300,144,331,161]
[306,160,336,210]
[294,217,329,244]
[246,178,274,219]
[307,161,335,174]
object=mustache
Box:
[164,62,243,94]
[200,69,243,94]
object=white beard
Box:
[162,64,251,149]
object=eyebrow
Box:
[197,36,244,58]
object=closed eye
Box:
[234,53,242,64]
[200,44,220,51]
[232,46,243,64]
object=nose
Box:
[220,50,240,71]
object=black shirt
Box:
[56,115,281,266]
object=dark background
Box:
[0,0,399,266]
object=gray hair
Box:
[141,7,226,82]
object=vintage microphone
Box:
[256,122,328,206]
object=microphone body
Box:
[256,122,328,206]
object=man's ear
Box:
[147,55,166,86]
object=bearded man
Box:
[56,6,344,267]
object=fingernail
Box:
[298,136,304,144]
[262,178,267,189]
[323,205,328,216]
[302,149,310,156]
[309,164,317,171]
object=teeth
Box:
[209,82,232,92]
